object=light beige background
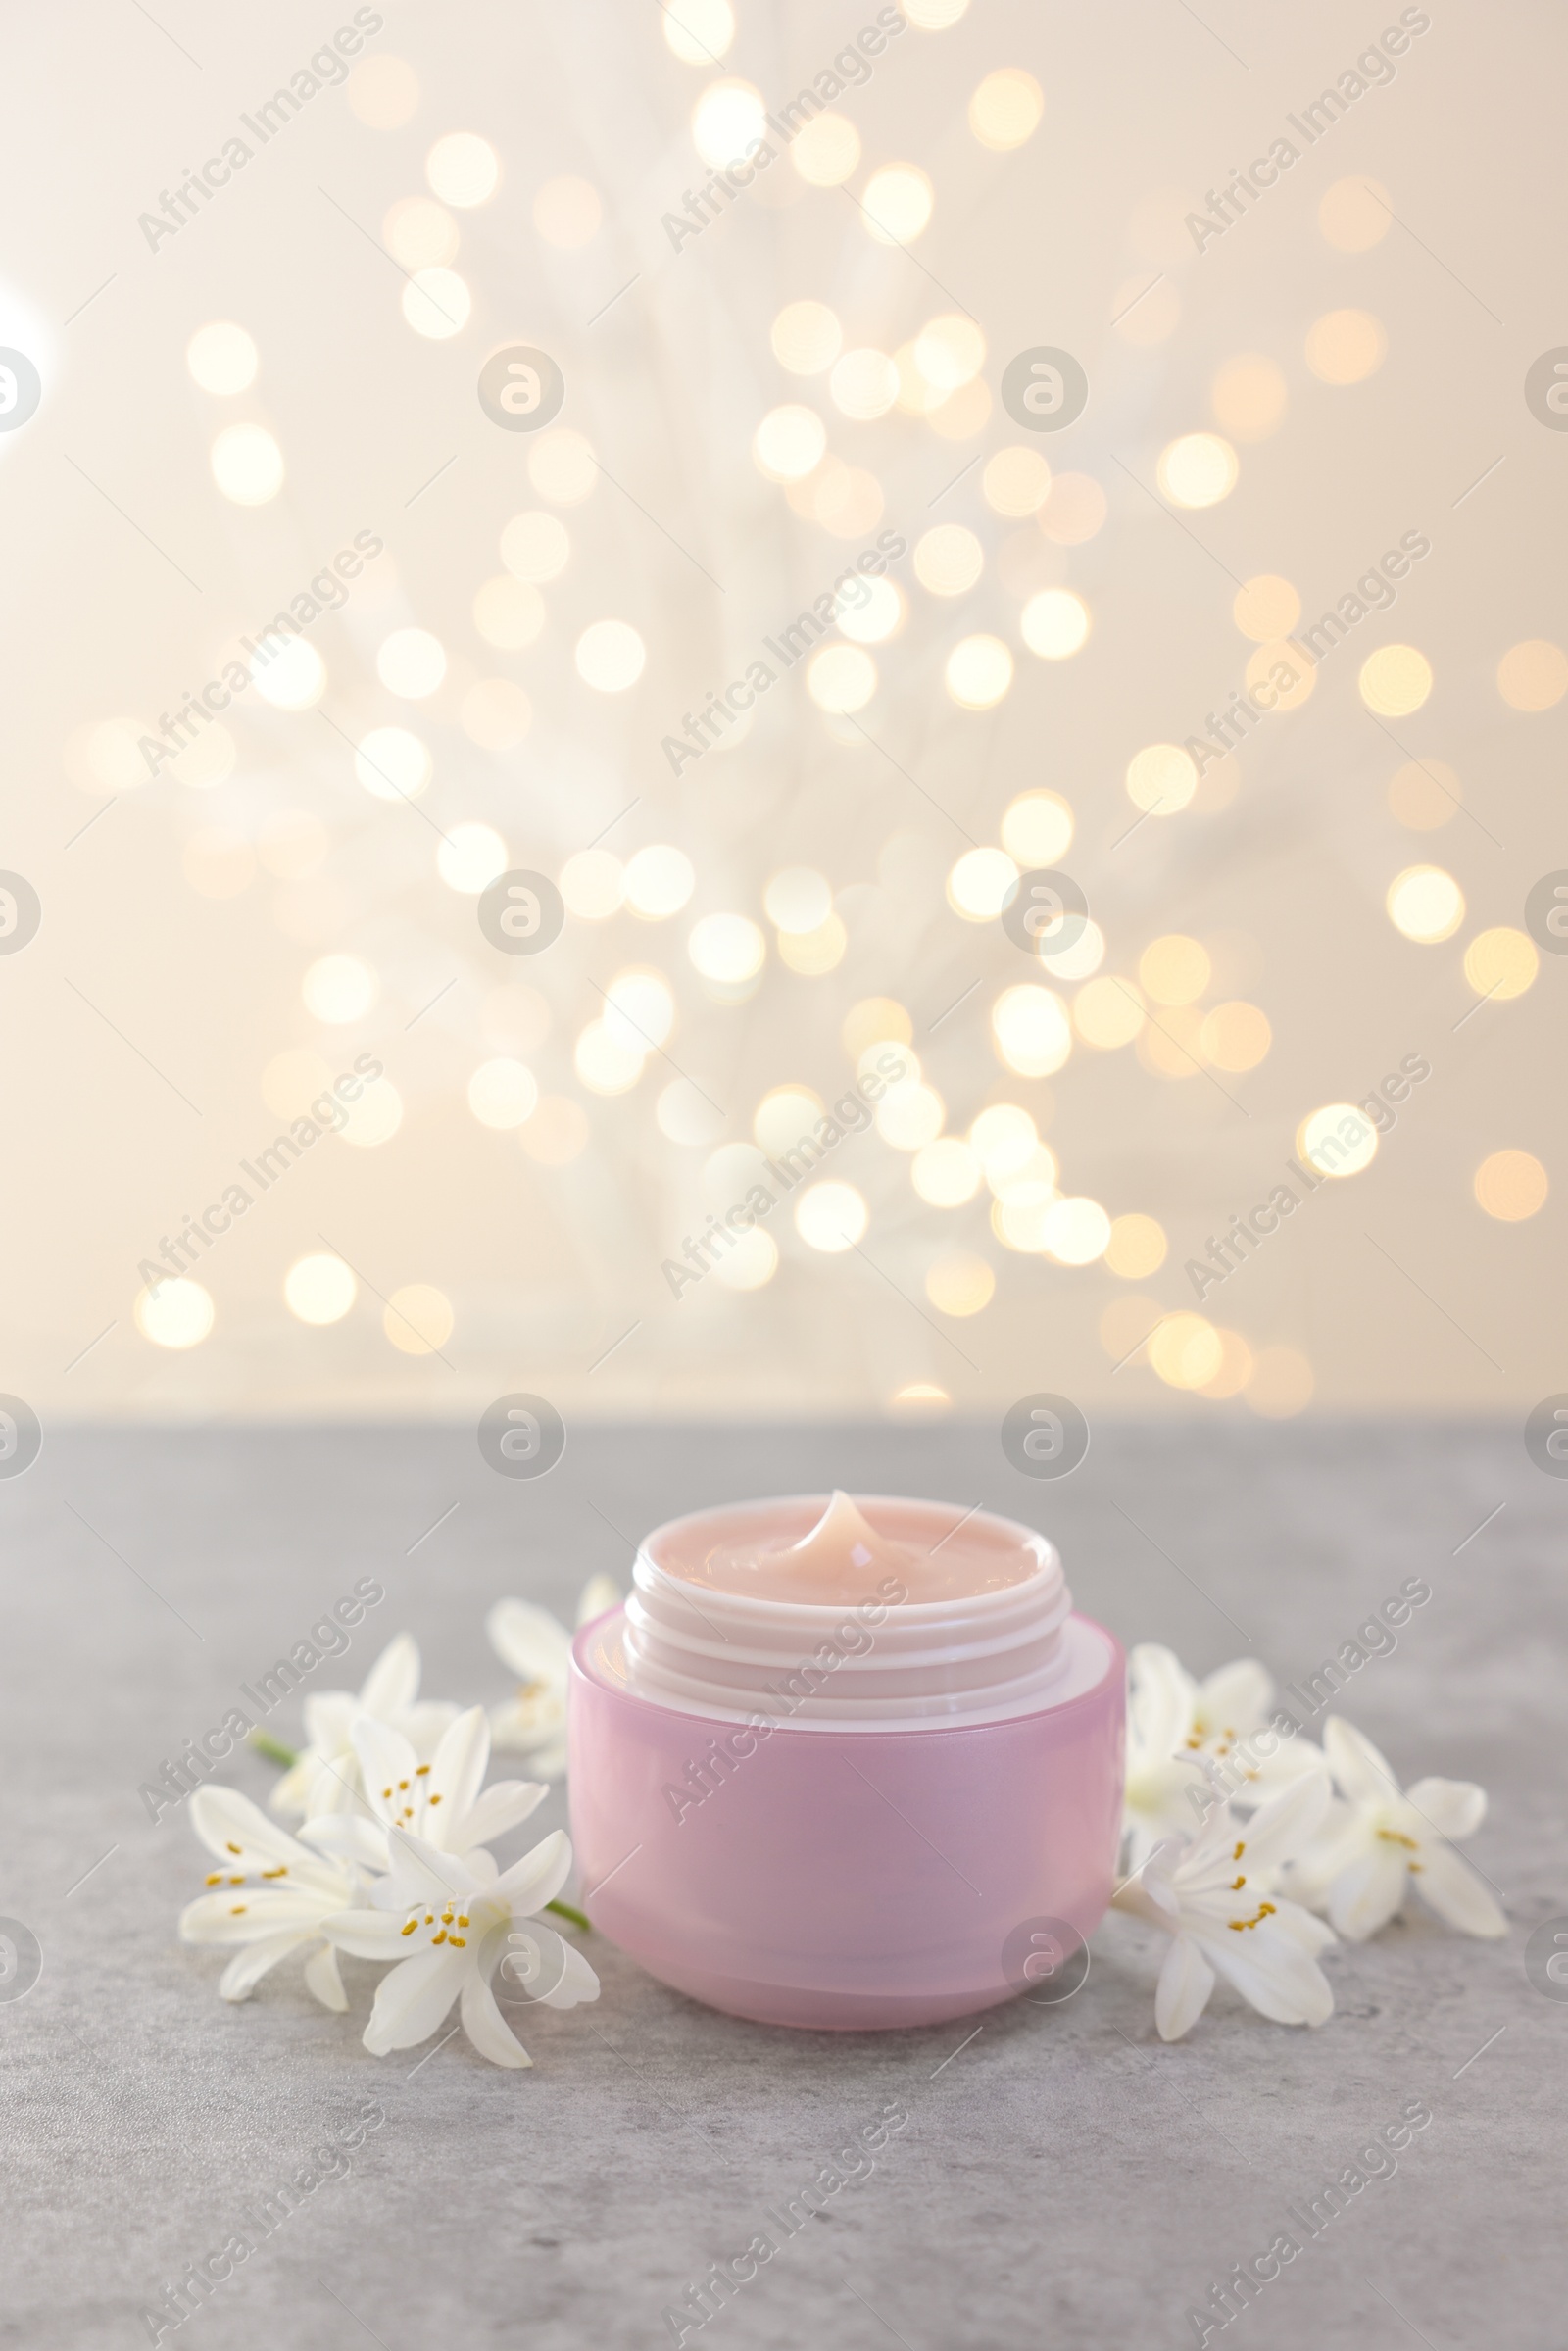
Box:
[1,0,1561,1422]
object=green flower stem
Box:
[545,1898,591,1934]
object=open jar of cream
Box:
[568,1493,1124,2030]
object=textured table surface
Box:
[2,1421,1562,2351]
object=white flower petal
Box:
[1327,1845,1408,1941]
[1111,1870,1181,1932]
[180,1893,248,1944]
[1283,1801,1371,1908]
[300,1813,389,1872]
[1154,1934,1215,2040]
[1126,1644,1195,1766]
[189,1785,312,1871]
[1273,1897,1338,1956]
[489,1710,568,1779]
[575,1574,621,1629]
[457,1780,550,1849]
[461,1969,534,2067]
[353,1717,419,1828]
[269,1755,320,1816]
[429,1706,491,1829]
[1143,1834,1193,1882]
[532,1931,601,2010]
[1231,1771,1331,1876]
[486,1598,574,1682]
[1166,1798,1242,1881]
[490,1688,565,1737]
[179,1888,340,1942]
[1197,1916,1335,2027]
[304,1940,349,2010]
[289,1754,360,1815]
[218,1930,309,2000]
[1323,1715,1401,1807]
[1142,1753,1215,1823]
[492,1828,573,1915]
[319,1907,411,1960]
[301,1690,357,1752]
[1412,1841,1507,1938]
[1227,1736,1330,1806]
[402,1700,462,1758]
[1196,1658,1273,1731]
[1121,1815,1171,1873]
[358,1631,422,1719]
[385,1827,481,1905]
[364,1947,467,2054]
[1406,1777,1487,1842]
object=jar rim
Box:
[639,1492,1057,1617]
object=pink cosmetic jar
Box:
[567,1494,1124,2030]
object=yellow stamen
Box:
[428,1793,442,1805]
[431,1930,447,1944]
[1232,1841,1245,1860]
[400,1919,417,1936]
[230,1903,247,1914]
[1231,1876,1246,1890]
[457,1914,469,1928]
[261,1866,287,1879]
[228,1875,244,1886]
[225,1841,242,1855]
[1227,1900,1274,1931]
[450,1935,466,1947]
[416,1764,431,1777]
[205,1872,221,1886]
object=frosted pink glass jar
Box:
[567,1494,1124,2031]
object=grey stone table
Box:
[2,1422,1562,2351]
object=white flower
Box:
[1112,1775,1338,2041]
[179,1786,361,2011]
[270,1632,459,1819]
[301,1705,548,1879]
[1284,1716,1507,1942]
[487,1575,620,1779]
[1123,1642,1325,1864]
[321,1825,599,2068]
